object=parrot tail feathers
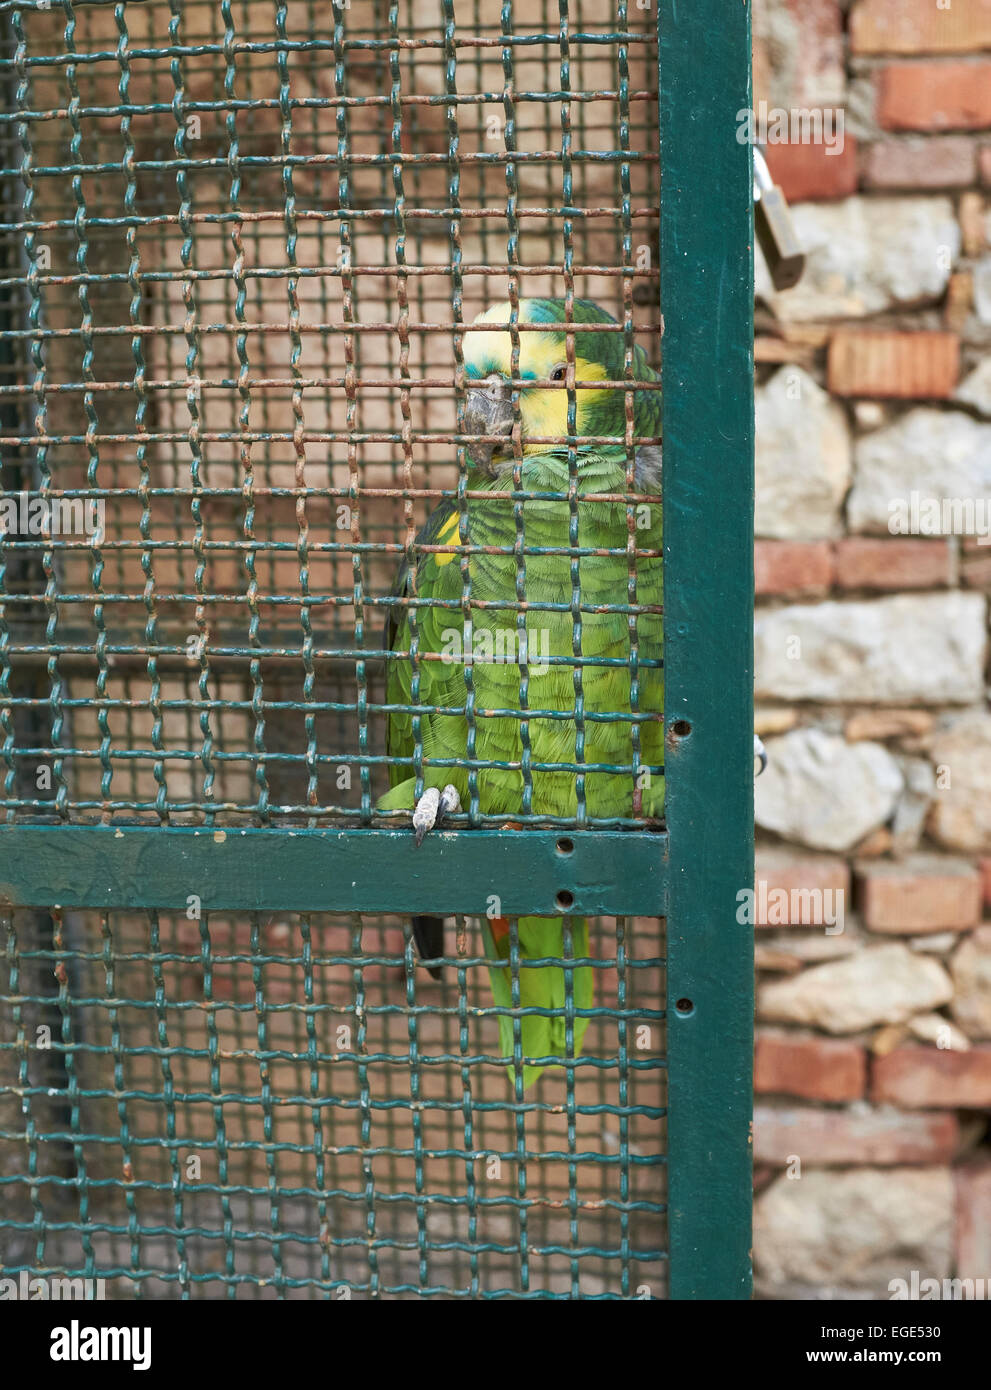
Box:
[411,915,445,980]
[481,915,592,1089]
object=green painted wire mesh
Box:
[2,906,664,1297]
[0,0,665,1297]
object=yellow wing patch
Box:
[433,510,461,567]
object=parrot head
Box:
[460,298,661,484]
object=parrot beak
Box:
[462,377,514,473]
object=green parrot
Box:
[377,298,663,1087]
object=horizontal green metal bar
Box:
[0,826,667,917]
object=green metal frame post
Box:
[0,0,756,1300]
[660,1,756,1298]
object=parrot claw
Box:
[412,784,462,846]
[754,735,768,778]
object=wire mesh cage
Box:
[3,904,663,1296]
[0,0,662,825]
[0,0,753,1300]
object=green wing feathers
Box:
[380,498,469,811]
[377,445,663,1088]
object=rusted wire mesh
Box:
[0,0,665,1299]
[0,0,661,824]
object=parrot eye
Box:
[550,364,567,382]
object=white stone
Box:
[753,0,846,110]
[928,711,991,853]
[755,367,852,539]
[755,1168,953,1291]
[769,198,959,323]
[949,925,991,1040]
[974,255,991,325]
[755,729,902,852]
[756,922,865,965]
[907,1012,971,1052]
[910,933,961,956]
[853,400,889,431]
[755,593,987,705]
[955,358,991,417]
[890,757,937,856]
[847,408,991,536]
[759,943,953,1034]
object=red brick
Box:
[833,538,955,591]
[852,0,991,56]
[755,541,834,598]
[877,62,991,131]
[755,1029,866,1101]
[873,1046,991,1107]
[955,1163,991,1280]
[764,137,858,203]
[754,849,851,929]
[828,330,960,400]
[862,136,977,189]
[754,1103,960,1165]
[856,856,982,932]
[980,858,991,907]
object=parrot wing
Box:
[382,497,470,979]
[383,496,467,793]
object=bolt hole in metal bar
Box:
[0,0,729,1300]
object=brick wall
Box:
[752,0,991,1298]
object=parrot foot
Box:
[754,735,768,778]
[412,784,462,846]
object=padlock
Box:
[753,147,805,291]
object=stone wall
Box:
[752,0,991,1299]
